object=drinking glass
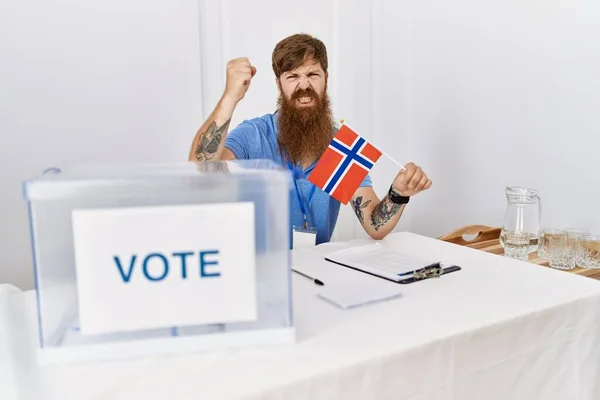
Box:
[580,235,600,269]
[548,235,576,270]
[564,228,590,267]
[503,231,531,261]
[537,228,564,259]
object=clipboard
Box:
[396,263,461,284]
[323,243,462,284]
[323,257,462,284]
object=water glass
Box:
[564,228,590,267]
[503,231,531,261]
[538,228,564,259]
[548,235,576,270]
[580,235,600,269]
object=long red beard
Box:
[277,86,334,165]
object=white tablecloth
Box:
[3,232,600,399]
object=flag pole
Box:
[339,119,406,171]
[382,152,407,171]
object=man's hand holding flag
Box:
[307,120,431,204]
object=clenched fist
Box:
[223,57,257,103]
[392,162,432,197]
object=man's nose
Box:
[297,75,310,89]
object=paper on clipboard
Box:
[324,243,435,282]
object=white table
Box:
[3,232,600,400]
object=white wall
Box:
[376,0,600,238]
[0,0,202,289]
[2,0,599,288]
[205,0,600,242]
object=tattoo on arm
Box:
[351,196,372,225]
[370,195,402,231]
[194,119,231,161]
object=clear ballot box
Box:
[22,160,295,364]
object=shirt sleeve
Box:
[224,120,255,160]
[360,174,373,188]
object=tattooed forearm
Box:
[370,195,402,231]
[351,196,372,225]
[194,119,231,161]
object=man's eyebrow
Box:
[286,70,321,76]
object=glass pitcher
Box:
[500,187,542,254]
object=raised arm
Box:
[350,163,432,240]
[188,58,256,162]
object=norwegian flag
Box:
[307,123,382,204]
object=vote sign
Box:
[71,202,257,335]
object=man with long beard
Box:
[188,33,432,245]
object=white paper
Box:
[72,202,257,335]
[317,281,403,309]
[325,243,435,281]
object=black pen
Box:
[292,269,324,286]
